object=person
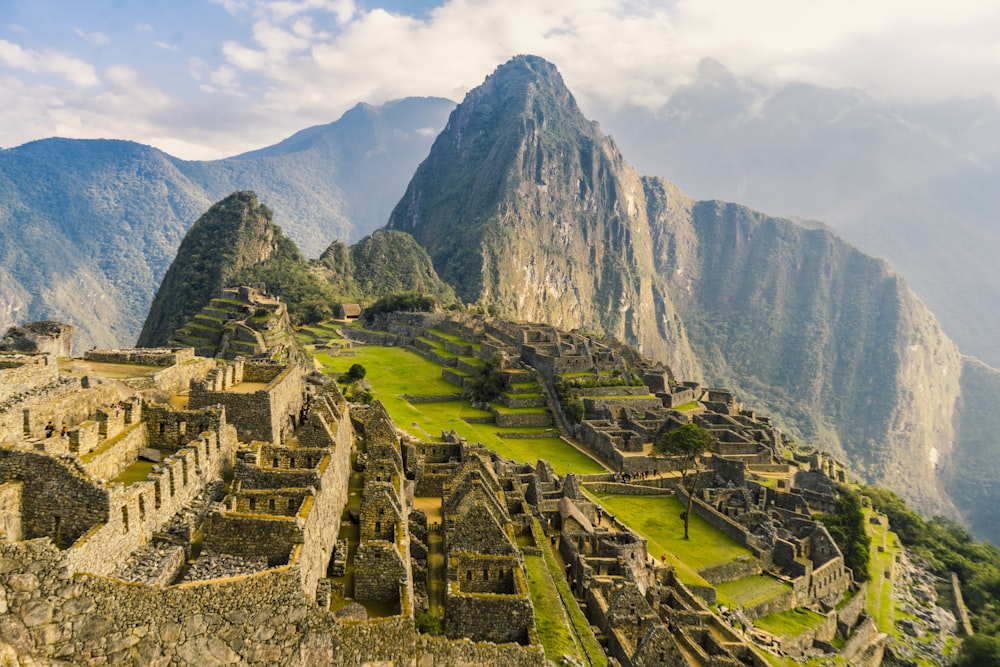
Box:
[44,421,54,438]
[60,426,68,438]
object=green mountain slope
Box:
[386,54,965,520]
[0,139,211,350]
[0,98,454,350]
[316,229,456,306]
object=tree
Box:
[652,422,715,539]
[346,363,367,383]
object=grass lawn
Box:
[313,343,604,474]
[587,493,755,587]
[755,607,827,637]
[525,555,585,662]
[715,575,791,608]
[863,508,899,633]
[525,519,607,667]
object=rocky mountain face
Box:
[593,59,1000,369]
[387,56,700,380]
[0,98,454,351]
[388,55,969,523]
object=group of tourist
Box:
[614,468,656,483]
[43,421,69,439]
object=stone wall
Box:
[66,427,238,577]
[0,449,107,549]
[80,421,148,482]
[0,354,57,405]
[12,381,123,445]
[354,541,406,604]
[0,481,23,542]
[84,348,195,367]
[493,411,552,428]
[698,558,762,586]
[417,635,546,666]
[189,364,303,445]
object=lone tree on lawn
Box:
[652,422,716,539]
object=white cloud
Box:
[74,28,111,47]
[0,39,100,87]
[155,41,179,51]
[7,0,1000,160]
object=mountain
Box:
[387,54,968,524]
[591,59,1000,368]
[0,98,455,351]
[315,229,457,306]
[173,97,456,258]
[388,56,700,380]
[139,191,288,346]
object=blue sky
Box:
[2,0,999,159]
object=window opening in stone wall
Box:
[375,521,381,534]
[273,457,280,468]
[269,499,275,512]
[467,570,472,581]
[168,469,175,497]
[138,495,145,520]
[249,498,256,511]
[159,422,165,435]
[122,505,129,532]
[181,460,188,486]
[154,483,161,509]
[288,498,296,513]
[483,568,489,580]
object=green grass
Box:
[864,508,899,633]
[586,493,755,587]
[525,555,583,661]
[113,460,155,486]
[715,574,790,608]
[754,607,827,637]
[313,344,604,474]
[526,519,607,667]
[672,401,700,411]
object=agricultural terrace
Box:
[586,492,755,588]
[300,324,605,475]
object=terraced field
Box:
[300,325,605,474]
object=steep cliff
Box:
[646,182,962,515]
[387,55,700,380]
[387,55,965,518]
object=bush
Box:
[415,609,443,635]
[464,355,509,404]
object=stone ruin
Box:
[0,310,954,666]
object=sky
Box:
[2,0,1000,160]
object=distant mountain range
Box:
[0,97,455,351]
